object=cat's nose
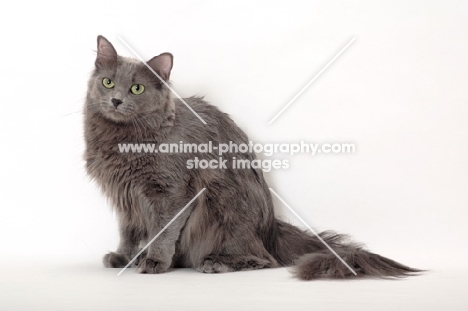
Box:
[111,98,123,108]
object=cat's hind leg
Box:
[196,254,272,273]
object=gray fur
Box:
[84,36,422,279]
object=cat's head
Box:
[86,36,174,124]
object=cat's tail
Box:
[272,219,422,280]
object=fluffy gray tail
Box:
[272,220,422,280]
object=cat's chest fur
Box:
[84,117,190,213]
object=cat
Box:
[84,35,421,279]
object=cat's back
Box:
[173,96,248,144]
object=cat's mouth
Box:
[100,104,132,123]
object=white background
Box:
[0,0,467,310]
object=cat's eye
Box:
[130,84,145,95]
[102,78,115,89]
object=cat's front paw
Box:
[103,252,129,268]
[197,255,228,273]
[137,257,169,274]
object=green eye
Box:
[102,78,114,89]
[130,84,145,95]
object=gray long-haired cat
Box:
[84,36,420,279]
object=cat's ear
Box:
[95,35,117,69]
[147,53,173,81]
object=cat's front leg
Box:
[136,221,182,274]
[137,237,174,274]
[103,217,146,268]
[136,196,192,274]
